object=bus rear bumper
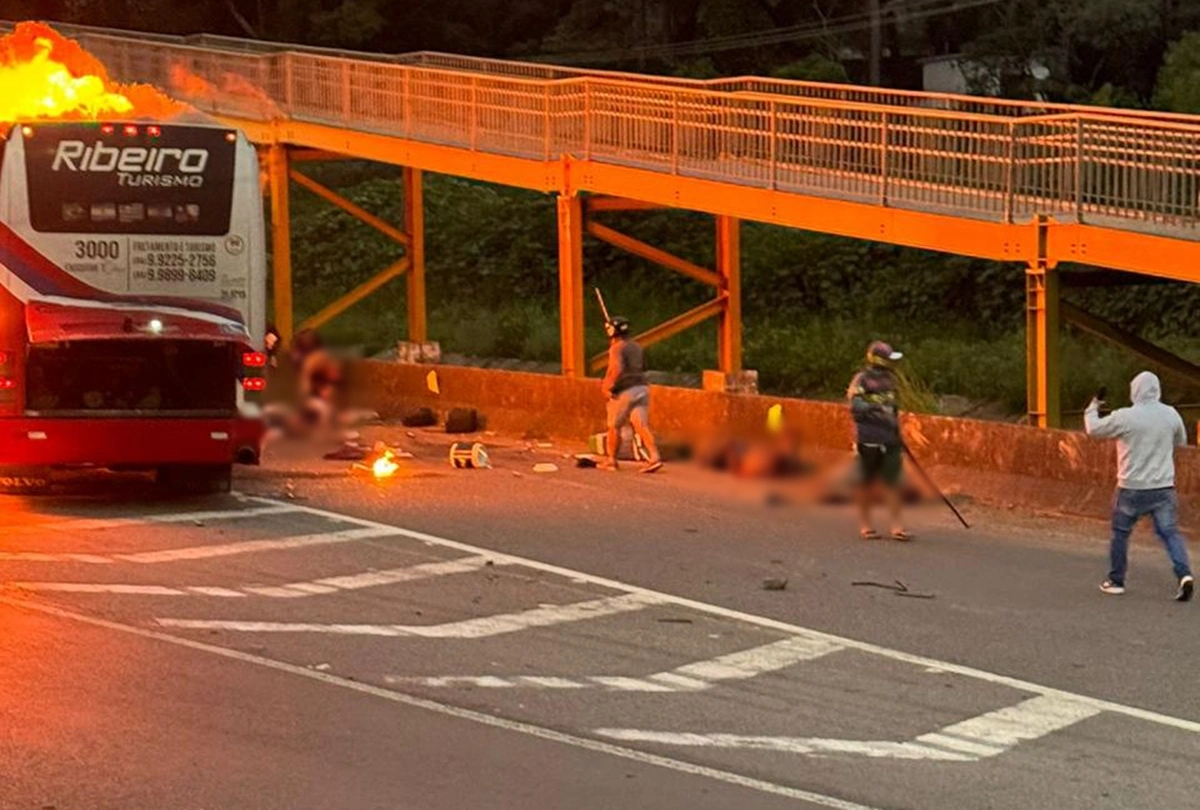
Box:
[0,416,265,468]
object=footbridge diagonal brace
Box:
[1061,301,1200,391]
[581,198,741,377]
[266,146,426,338]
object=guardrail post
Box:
[268,144,294,343]
[1075,117,1084,222]
[557,194,585,378]
[671,94,680,174]
[543,85,552,160]
[1025,216,1060,428]
[583,82,592,160]
[470,76,479,150]
[769,101,778,191]
[283,53,294,115]
[879,111,889,206]
[1004,122,1017,223]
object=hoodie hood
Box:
[1130,371,1162,405]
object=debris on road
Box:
[450,442,491,469]
[426,370,440,394]
[446,407,480,434]
[761,577,788,591]
[532,463,559,473]
[401,407,436,427]
[575,455,598,469]
[324,443,368,461]
[852,579,935,599]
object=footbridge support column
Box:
[716,215,742,375]
[557,194,586,378]
[267,144,293,343]
[403,167,427,343]
[1026,218,1061,429]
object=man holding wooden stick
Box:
[596,289,663,474]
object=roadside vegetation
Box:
[286,166,1200,418]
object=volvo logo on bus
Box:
[51,140,209,187]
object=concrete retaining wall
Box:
[346,361,1200,520]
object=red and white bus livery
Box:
[0,120,267,491]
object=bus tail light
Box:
[242,377,266,392]
[0,350,9,367]
[0,378,16,390]
[242,351,267,368]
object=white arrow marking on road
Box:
[156,592,666,638]
[596,695,1102,761]
[10,555,493,599]
[393,635,841,692]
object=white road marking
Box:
[395,635,840,692]
[115,526,395,564]
[243,555,492,598]
[13,555,494,600]
[596,695,1102,762]
[256,497,1200,735]
[3,505,301,533]
[0,552,114,564]
[0,596,884,810]
[156,592,665,638]
[9,583,184,596]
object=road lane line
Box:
[1,596,883,810]
[9,583,184,596]
[258,497,1200,735]
[11,555,494,600]
[156,592,665,638]
[595,731,972,761]
[914,694,1101,757]
[0,524,394,566]
[397,635,841,692]
[3,505,303,533]
[596,696,1101,761]
[115,526,395,563]
[0,552,114,564]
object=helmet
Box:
[605,317,631,338]
[866,340,902,367]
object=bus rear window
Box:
[25,340,236,414]
[22,123,236,235]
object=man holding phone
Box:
[1085,372,1194,602]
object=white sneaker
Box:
[1100,580,1126,595]
[1176,576,1194,603]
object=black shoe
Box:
[1176,575,1194,603]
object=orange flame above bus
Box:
[0,22,182,123]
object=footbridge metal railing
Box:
[19,23,1200,241]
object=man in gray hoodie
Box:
[1085,371,1194,602]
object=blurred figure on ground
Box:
[600,316,662,473]
[1086,372,1193,602]
[848,341,910,541]
[290,328,345,433]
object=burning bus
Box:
[0,24,266,491]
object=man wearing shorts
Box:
[600,316,663,473]
[848,341,910,540]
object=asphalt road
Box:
[3,426,1199,810]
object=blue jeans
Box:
[1109,487,1193,585]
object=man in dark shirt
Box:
[848,341,910,540]
[600,317,663,473]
